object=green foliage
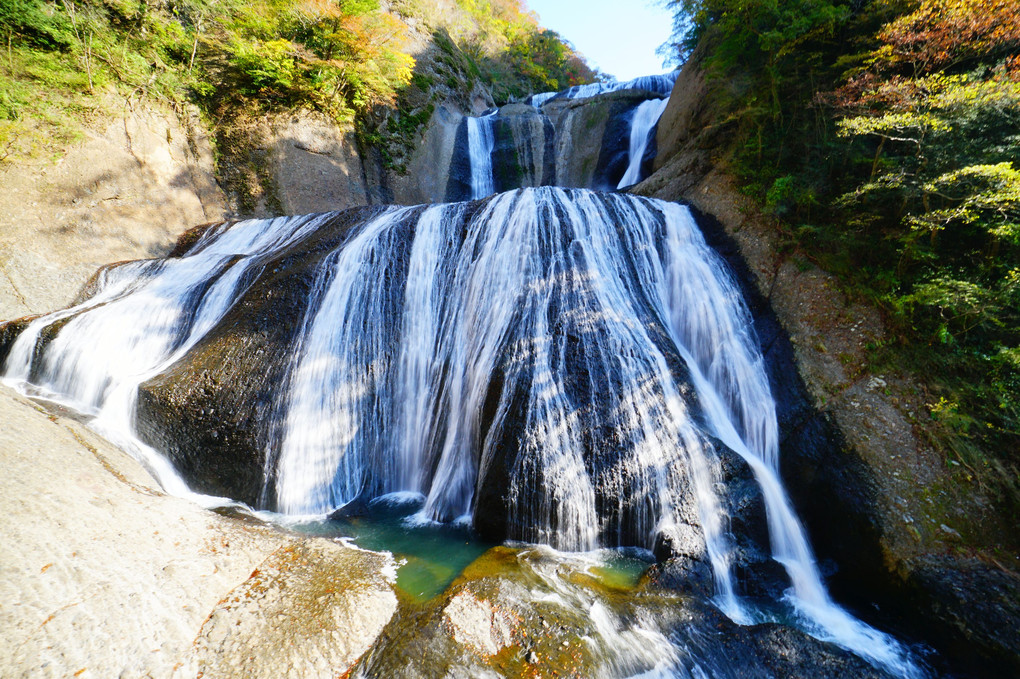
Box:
[663,0,1020,515]
[0,0,73,48]
[230,38,298,93]
[0,0,418,163]
[445,0,595,103]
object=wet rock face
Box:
[902,555,1020,678]
[490,103,556,192]
[0,316,36,369]
[442,90,664,201]
[135,208,383,506]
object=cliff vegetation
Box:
[660,0,1020,531]
[0,0,593,182]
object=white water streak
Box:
[651,200,922,677]
[3,186,922,677]
[275,208,414,514]
[3,213,333,500]
[618,98,669,189]
[467,112,497,199]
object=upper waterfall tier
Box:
[448,89,670,202]
[526,72,680,108]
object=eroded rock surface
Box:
[0,384,396,678]
[351,546,886,679]
[0,101,226,321]
[633,49,1020,677]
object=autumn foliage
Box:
[877,0,1020,71]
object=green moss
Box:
[212,106,283,215]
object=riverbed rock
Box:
[352,545,888,679]
[0,383,397,678]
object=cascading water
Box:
[529,71,680,108]
[2,213,337,502]
[466,111,497,199]
[458,76,671,200]
[618,97,669,189]
[2,186,923,677]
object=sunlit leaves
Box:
[230,38,299,91]
[913,163,1020,241]
[220,0,414,117]
[448,0,594,97]
[837,109,950,140]
[878,0,1020,71]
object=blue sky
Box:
[526,0,676,81]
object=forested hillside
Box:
[0,0,593,172]
[660,0,1020,528]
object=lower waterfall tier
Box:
[3,189,773,557]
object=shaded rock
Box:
[718,622,892,679]
[136,207,388,505]
[644,554,714,596]
[901,555,1020,678]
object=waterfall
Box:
[466,111,496,199]
[651,202,922,675]
[1,186,923,676]
[2,213,336,502]
[618,98,669,189]
[0,50,933,670]
[528,71,679,108]
[260,190,742,566]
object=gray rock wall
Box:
[270,111,374,215]
[0,102,227,321]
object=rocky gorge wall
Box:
[0,100,227,320]
[633,51,1020,678]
